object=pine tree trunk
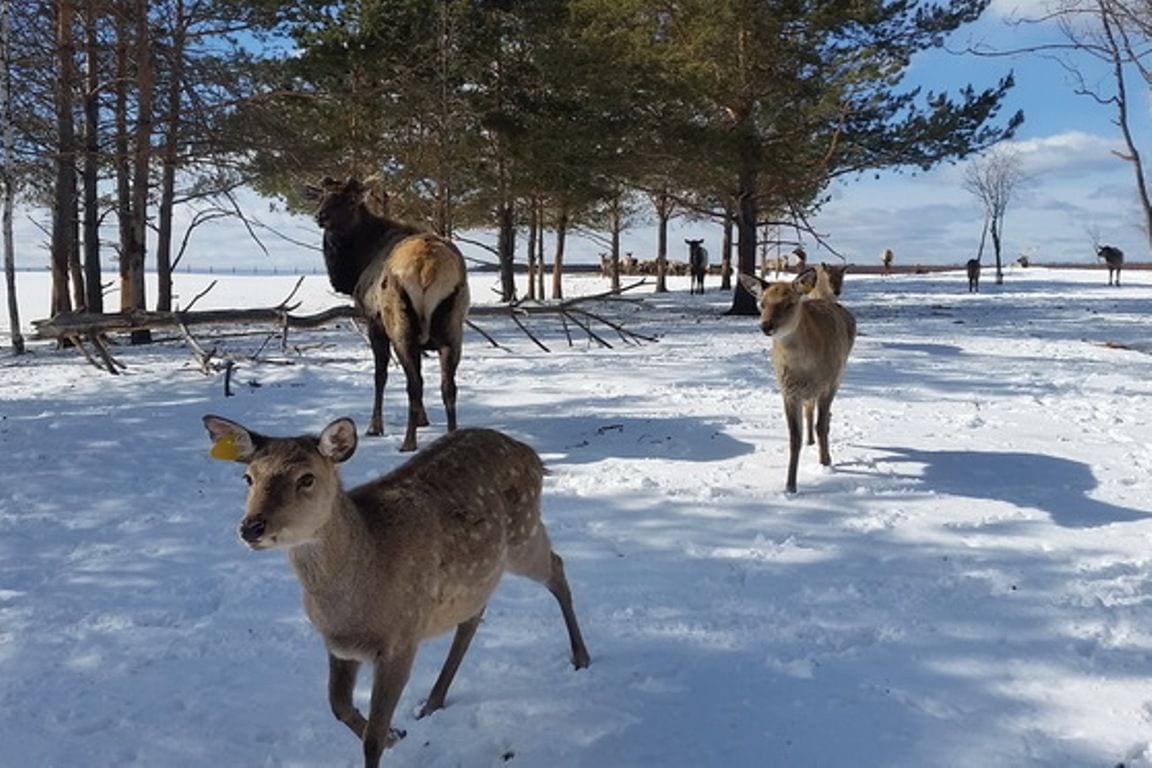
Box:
[1,0,23,353]
[535,198,545,299]
[729,123,760,315]
[81,0,101,313]
[551,206,567,300]
[655,205,668,293]
[497,200,516,303]
[526,198,537,302]
[720,202,734,290]
[729,184,760,315]
[115,6,132,314]
[52,0,80,316]
[126,0,153,343]
[609,204,621,293]
[154,0,184,313]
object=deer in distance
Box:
[1097,244,1123,286]
[966,258,981,292]
[303,177,470,452]
[685,238,709,294]
[739,268,857,493]
[203,415,591,768]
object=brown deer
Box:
[303,177,469,452]
[738,270,857,493]
[966,258,981,292]
[812,262,848,300]
[202,415,591,768]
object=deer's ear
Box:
[203,415,260,462]
[318,418,357,463]
[738,273,767,299]
[793,267,818,295]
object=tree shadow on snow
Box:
[861,444,1150,529]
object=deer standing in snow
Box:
[739,270,857,493]
[203,415,590,768]
[1097,244,1123,286]
[303,177,469,452]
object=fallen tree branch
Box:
[33,305,360,339]
[32,280,657,374]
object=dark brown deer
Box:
[1097,245,1123,286]
[685,239,709,294]
[739,270,857,493]
[966,258,981,292]
[303,177,469,452]
[880,248,894,276]
[203,415,591,768]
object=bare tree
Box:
[963,145,1029,285]
[981,0,1152,248]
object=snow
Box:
[2,266,1151,767]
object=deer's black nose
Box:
[239,518,266,543]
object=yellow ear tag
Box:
[210,433,244,461]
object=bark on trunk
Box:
[81,0,101,312]
[155,1,184,312]
[526,197,538,301]
[52,0,81,316]
[551,206,567,301]
[655,205,668,293]
[126,0,153,343]
[2,0,23,352]
[720,203,734,291]
[497,200,516,303]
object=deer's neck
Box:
[287,495,364,595]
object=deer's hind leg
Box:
[509,527,591,670]
[419,610,484,718]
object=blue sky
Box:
[808,0,1151,270]
[12,0,1149,277]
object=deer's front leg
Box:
[362,644,418,767]
[328,654,367,737]
[783,398,803,494]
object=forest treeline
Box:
[2,0,1024,348]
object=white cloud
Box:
[1001,130,1126,177]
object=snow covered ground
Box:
[2,266,1151,767]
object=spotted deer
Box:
[203,416,590,768]
[738,270,857,493]
[303,177,469,452]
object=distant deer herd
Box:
[202,176,1131,766]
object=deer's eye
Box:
[297,473,316,491]
[243,473,253,486]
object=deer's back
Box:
[325,429,545,641]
